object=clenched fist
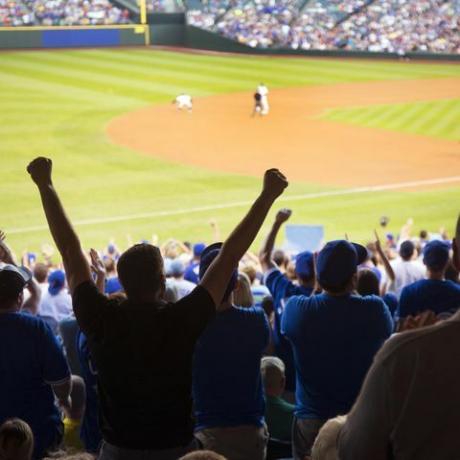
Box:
[275,208,292,225]
[262,168,288,200]
[27,157,53,187]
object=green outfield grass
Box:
[322,98,460,140]
[1,48,459,256]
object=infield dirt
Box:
[107,77,460,188]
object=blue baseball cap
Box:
[194,243,206,258]
[199,242,237,301]
[317,240,367,289]
[48,270,66,296]
[295,251,314,279]
[423,240,450,271]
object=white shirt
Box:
[388,259,425,299]
[257,85,268,97]
[39,289,73,322]
[166,278,196,300]
[176,94,192,105]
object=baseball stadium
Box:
[1,1,460,459]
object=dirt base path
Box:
[107,78,460,187]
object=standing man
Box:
[257,83,269,115]
[27,157,288,460]
[259,209,315,396]
[193,243,270,460]
[173,93,193,113]
[282,240,393,459]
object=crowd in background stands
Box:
[187,0,460,53]
[0,0,130,26]
[1,157,460,460]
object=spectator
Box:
[311,415,347,460]
[233,272,254,307]
[388,240,425,298]
[103,258,122,295]
[259,208,315,396]
[357,269,398,318]
[166,259,196,300]
[184,242,206,284]
[0,418,34,460]
[0,262,71,459]
[28,157,287,460]
[398,240,460,319]
[63,376,86,451]
[241,264,270,308]
[338,216,460,460]
[260,356,294,442]
[282,240,393,458]
[192,243,270,460]
[39,269,73,329]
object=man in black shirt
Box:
[27,157,288,459]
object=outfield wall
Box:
[0,25,147,49]
[1,22,459,61]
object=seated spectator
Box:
[27,157,287,460]
[166,259,196,300]
[0,263,71,459]
[310,415,347,460]
[260,356,294,442]
[193,243,270,460]
[241,264,270,308]
[259,208,315,396]
[282,240,393,458]
[388,240,425,298]
[398,240,460,319]
[63,376,86,451]
[33,262,49,294]
[233,272,254,307]
[338,216,460,460]
[0,418,34,460]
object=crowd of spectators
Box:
[0,0,131,26]
[186,0,460,53]
[1,157,460,460]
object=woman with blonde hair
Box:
[233,272,254,308]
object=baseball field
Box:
[1,48,459,254]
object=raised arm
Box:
[374,229,395,289]
[27,157,91,294]
[200,169,288,306]
[259,208,292,272]
[89,248,106,294]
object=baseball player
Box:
[256,83,269,115]
[173,93,193,113]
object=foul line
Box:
[8,175,460,235]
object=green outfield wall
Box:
[1,21,459,61]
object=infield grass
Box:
[1,48,459,255]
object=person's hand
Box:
[262,168,288,200]
[27,157,53,187]
[396,310,437,332]
[0,230,15,265]
[89,249,106,277]
[275,208,292,225]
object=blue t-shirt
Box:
[398,279,460,318]
[251,284,271,308]
[382,292,398,317]
[0,312,70,458]
[77,331,102,453]
[184,261,200,284]
[265,269,313,391]
[281,293,393,419]
[193,306,270,431]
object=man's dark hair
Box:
[420,230,428,240]
[357,269,379,296]
[399,240,415,261]
[273,249,286,267]
[33,263,48,284]
[117,244,165,300]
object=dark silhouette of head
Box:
[357,269,380,296]
[117,244,165,302]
